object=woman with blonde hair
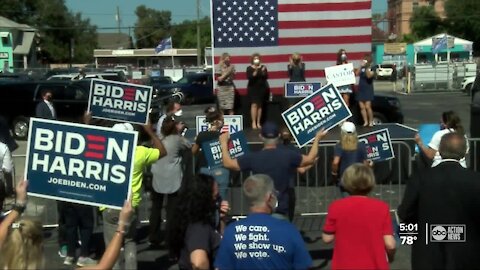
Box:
[215,52,236,115]
[288,53,305,82]
[355,53,375,127]
[323,164,396,269]
[0,181,134,270]
[331,122,369,196]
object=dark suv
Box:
[0,80,91,139]
[154,72,215,104]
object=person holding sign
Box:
[219,122,327,220]
[192,109,230,199]
[246,53,269,129]
[336,49,353,107]
[331,122,369,197]
[149,116,192,246]
[0,181,135,270]
[216,53,236,115]
[355,54,375,127]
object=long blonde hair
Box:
[0,219,44,270]
[340,130,358,151]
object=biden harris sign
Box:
[358,128,395,162]
[25,118,137,209]
[202,131,249,169]
[284,82,322,98]
[282,84,351,148]
[88,79,153,125]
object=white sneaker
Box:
[63,256,75,266]
[76,256,97,267]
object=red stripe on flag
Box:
[278,2,371,12]
[234,70,326,80]
[278,18,372,29]
[279,35,371,46]
[86,135,106,142]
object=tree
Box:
[0,0,97,63]
[133,5,172,48]
[444,0,480,54]
[171,17,211,52]
[410,5,444,40]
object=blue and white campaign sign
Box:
[88,79,153,125]
[284,82,322,98]
[202,131,249,169]
[324,63,356,87]
[196,115,243,135]
[24,118,137,209]
[282,83,352,148]
[358,128,395,162]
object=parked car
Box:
[350,92,404,125]
[0,80,91,139]
[47,72,127,82]
[153,72,215,104]
[461,76,476,95]
[375,63,395,80]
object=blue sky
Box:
[66,0,387,32]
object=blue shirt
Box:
[334,142,367,177]
[237,148,302,215]
[214,213,312,270]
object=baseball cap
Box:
[112,123,135,132]
[341,121,356,133]
[261,122,279,139]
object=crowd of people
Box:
[0,52,477,270]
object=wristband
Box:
[12,203,26,214]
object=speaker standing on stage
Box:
[336,49,353,107]
[288,53,305,82]
[246,53,268,130]
[356,54,375,127]
[216,53,236,115]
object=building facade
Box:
[388,0,445,37]
[0,16,37,71]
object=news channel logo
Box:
[429,224,466,243]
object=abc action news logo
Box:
[30,124,134,184]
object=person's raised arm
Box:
[219,133,241,171]
[299,129,327,167]
[79,200,133,270]
[415,133,436,160]
[143,122,167,158]
[0,180,27,248]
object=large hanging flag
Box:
[211,0,372,95]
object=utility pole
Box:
[116,6,121,34]
[196,0,201,66]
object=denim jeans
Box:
[103,208,138,270]
[199,167,230,199]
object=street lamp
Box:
[196,0,201,66]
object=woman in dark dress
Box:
[286,53,306,107]
[246,53,268,129]
[355,54,375,127]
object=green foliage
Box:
[410,5,444,40]
[171,17,211,51]
[133,5,172,48]
[0,0,97,63]
[444,0,480,54]
[401,34,416,43]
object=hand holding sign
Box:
[315,129,328,141]
[219,132,230,145]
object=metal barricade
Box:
[11,140,415,226]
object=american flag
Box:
[211,0,372,95]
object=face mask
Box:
[341,54,347,61]
[253,59,260,65]
[269,194,278,212]
[45,96,52,101]
[174,109,183,117]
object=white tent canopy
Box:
[413,33,474,64]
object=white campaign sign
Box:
[324,63,356,87]
[195,115,243,135]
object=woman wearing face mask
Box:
[286,53,306,108]
[415,110,469,168]
[355,54,375,127]
[191,110,230,200]
[336,49,353,107]
[246,53,269,129]
[216,53,236,115]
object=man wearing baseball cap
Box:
[219,122,326,220]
